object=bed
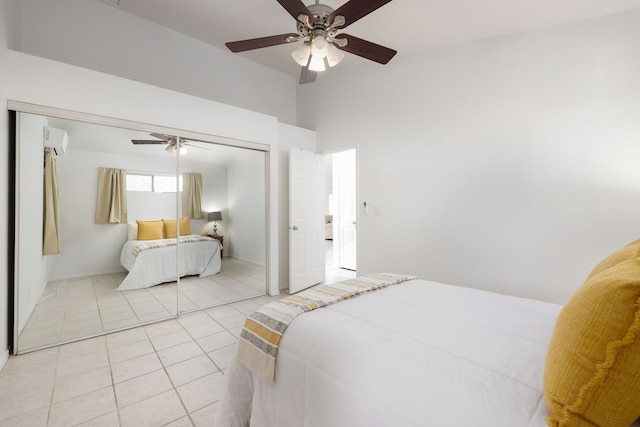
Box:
[216,240,640,427]
[116,234,221,290]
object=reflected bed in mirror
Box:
[14,111,268,353]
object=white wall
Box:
[14,0,298,125]
[15,113,49,332]
[276,123,317,290]
[298,11,640,304]
[200,173,228,236]
[226,150,266,265]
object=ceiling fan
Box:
[131,133,209,154]
[225,0,397,84]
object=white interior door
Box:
[335,149,357,270]
[289,147,323,293]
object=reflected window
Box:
[154,174,183,193]
[126,173,183,193]
[126,174,152,192]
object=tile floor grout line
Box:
[4,252,352,425]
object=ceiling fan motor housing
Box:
[297,3,334,37]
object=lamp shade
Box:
[309,54,326,72]
[326,44,345,67]
[291,43,311,66]
[208,211,222,221]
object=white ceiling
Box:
[46,116,257,165]
[102,0,640,77]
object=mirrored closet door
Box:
[13,110,268,353]
[176,142,268,316]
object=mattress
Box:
[117,235,221,290]
[216,279,564,427]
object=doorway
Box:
[323,149,357,283]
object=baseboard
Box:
[226,255,266,267]
[0,349,9,373]
[48,269,126,282]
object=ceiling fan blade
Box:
[330,0,392,29]
[335,34,397,64]
[299,64,317,84]
[225,33,299,53]
[276,0,312,21]
[149,133,170,141]
[131,139,168,145]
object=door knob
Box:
[291,225,299,231]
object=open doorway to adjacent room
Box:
[323,148,357,284]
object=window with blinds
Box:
[126,173,183,193]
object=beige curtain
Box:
[182,173,204,219]
[43,150,60,255]
[95,167,128,224]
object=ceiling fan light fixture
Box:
[291,43,311,66]
[311,34,329,58]
[166,144,176,154]
[308,54,326,72]
[326,44,345,67]
[178,145,188,155]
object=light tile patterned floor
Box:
[0,294,280,427]
[18,258,266,351]
[2,243,355,426]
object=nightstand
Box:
[210,235,223,258]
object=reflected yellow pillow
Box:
[163,217,191,238]
[136,220,164,240]
[584,239,640,282]
[544,258,640,427]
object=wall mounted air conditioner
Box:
[43,127,68,155]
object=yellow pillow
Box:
[584,239,640,281]
[136,220,164,240]
[544,258,640,427]
[163,217,191,238]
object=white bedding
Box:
[216,279,564,427]
[117,235,221,290]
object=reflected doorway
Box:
[323,149,357,284]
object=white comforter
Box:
[216,279,563,427]
[117,236,221,290]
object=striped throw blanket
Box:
[236,273,418,383]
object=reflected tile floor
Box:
[18,257,266,351]
[0,294,283,427]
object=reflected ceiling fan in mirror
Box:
[131,133,210,154]
[225,0,397,84]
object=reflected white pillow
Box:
[127,223,138,241]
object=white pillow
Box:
[127,223,138,241]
